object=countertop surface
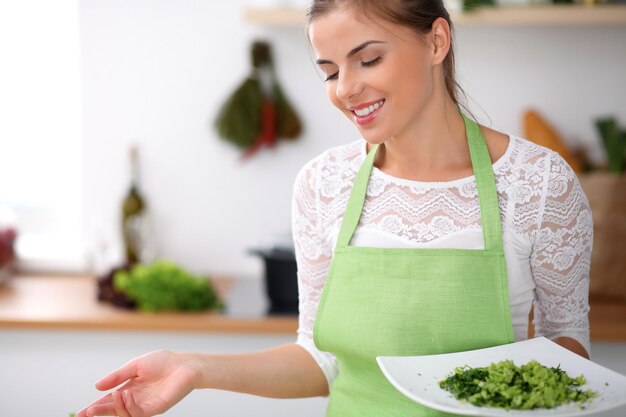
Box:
[1,274,625,340]
[0,274,298,333]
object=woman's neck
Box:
[369,98,473,182]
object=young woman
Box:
[76,1,592,416]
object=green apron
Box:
[313,112,515,416]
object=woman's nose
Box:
[335,72,362,103]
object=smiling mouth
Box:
[351,99,385,117]
[350,99,385,126]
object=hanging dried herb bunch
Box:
[214,40,302,160]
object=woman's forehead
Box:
[309,8,411,59]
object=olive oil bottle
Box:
[122,146,146,265]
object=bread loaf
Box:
[523,109,582,173]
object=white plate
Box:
[377,337,626,416]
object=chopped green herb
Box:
[439,359,597,410]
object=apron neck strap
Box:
[335,110,504,252]
[463,111,504,252]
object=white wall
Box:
[454,24,626,164]
[80,0,626,279]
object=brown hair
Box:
[306,0,468,113]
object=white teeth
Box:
[354,100,384,117]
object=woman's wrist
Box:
[182,352,218,390]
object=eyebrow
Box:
[316,40,385,65]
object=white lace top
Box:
[291,135,593,389]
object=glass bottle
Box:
[121,146,146,266]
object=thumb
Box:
[95,358,139,391]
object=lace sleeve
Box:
[530,152,593,355]
[291,159,338,391]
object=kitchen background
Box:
[1,0,626,416]
[5,0,626,277]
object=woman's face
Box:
[309,7,437,144]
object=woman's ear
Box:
[430,17,451,66]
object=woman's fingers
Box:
[112,391,132,417]
[123,390,143,416]
[74,403,116,417]
[84,390,142,417]
[87,404,117,416]
[75,393,115,417]
[86,403,118,416]
[96,359,138,391]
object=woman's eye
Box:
[324,72,338,82]
[322,57,380,82]
[362,56,382,67]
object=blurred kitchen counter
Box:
[1,275,625,340]
[0,274,297,333]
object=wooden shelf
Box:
[244,4,626,27]
[244,7,306,26]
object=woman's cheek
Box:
[326,85,341,111]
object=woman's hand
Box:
[76,343,328,417]
[75,350,202,417]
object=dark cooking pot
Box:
[249,247,298,315]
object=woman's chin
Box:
[360,134,387,145]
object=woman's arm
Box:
[554,337,589,359]
[194,343,329,397]
[530,151,593,360]
[76,343,328,417]
[77,160,335,417]
[291,156,340,387]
